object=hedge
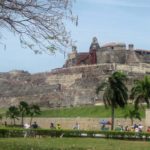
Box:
[0,128,150,141]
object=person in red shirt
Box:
[147,126,150,132]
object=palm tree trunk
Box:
[145,98,150,109]
[13,118,16,125]
[131,118,133,126]
[30,116,33,126]
[21,114,24,126]
[111,105,115,130]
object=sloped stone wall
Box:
[0,63,149,108]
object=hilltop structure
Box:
[0,37,150,108]
[64,37,150,67]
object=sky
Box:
[0,0,150,74]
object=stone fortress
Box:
[0,37,150,108]
[64,37,150,67]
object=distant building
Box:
[64,37,150,67]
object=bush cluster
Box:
[0,128,150,141]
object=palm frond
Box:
[96,81,107,94]
[131,76,150,109]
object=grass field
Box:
[0,105,145,118]
[0,137,150,150]
[37,105,145,118]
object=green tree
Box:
[0,0,77,53]
[18,101,29,126]
[28,104,41,126]
[124,109,141,125]
[6,106,19,125]
[0,114,2,123]
[96,71,128,130]
[131,76,150,109]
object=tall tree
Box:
[131,76,150,109]
[96,71,128,130]
[0,0,77,53]
[6,106,19,125]
[28,104,41,126]
[124,109,141,125]
[0,114,2,123]
[18,101,29,126]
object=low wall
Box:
[3,117,145,130]
[145,109,150,129]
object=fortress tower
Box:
[64,37,150,68]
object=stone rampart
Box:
[0,63,149,108]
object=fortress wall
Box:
[116,63,150,73]
[59,63,150,75]
[96,50,114,63]
[0,63,149,108]
[116,64,145,73]
[46,73,82,87]
[96,50,126,64]
[141,63,150,73]
[96,48,150,64]
[114,50,126,63]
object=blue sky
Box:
[0,0,150,73]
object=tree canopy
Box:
[18,101,29,126]
[131,76,150,109]
[0,0,77,53]
[96,71,128,130]
[6,106,19,125]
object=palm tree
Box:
[28,104,41,126]
[124,109,141,125]
[0,114,2,124]
[18,101,29,126]
[6,106,19,125]
[131,76,150,109]
[96,71,128,130]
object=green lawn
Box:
[0,105,145,118]
[0,137,150,150]
[37,105,145,118]
[0,108,6,115]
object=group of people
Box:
[50,122,80,130]
[24,120,150,132]
[50,122,61,129]
[24,121,80,130]
[23,121,39,137]
[124,124,143,132]
[99,119,148,132]
[100,120,112,130]
[24,121,38,129]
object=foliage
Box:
[124,109,141,125]
[0,0,77,53]
[18,101,29,126]
[0,114,2,120]
[6,106,19,125]
[131,76,150,109]
[28,104,41,125]
[4,105,145,118]
[5,101,41,127]
[96,71,128,130]
[0,128,150,142]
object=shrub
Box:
[0,128,150,141]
